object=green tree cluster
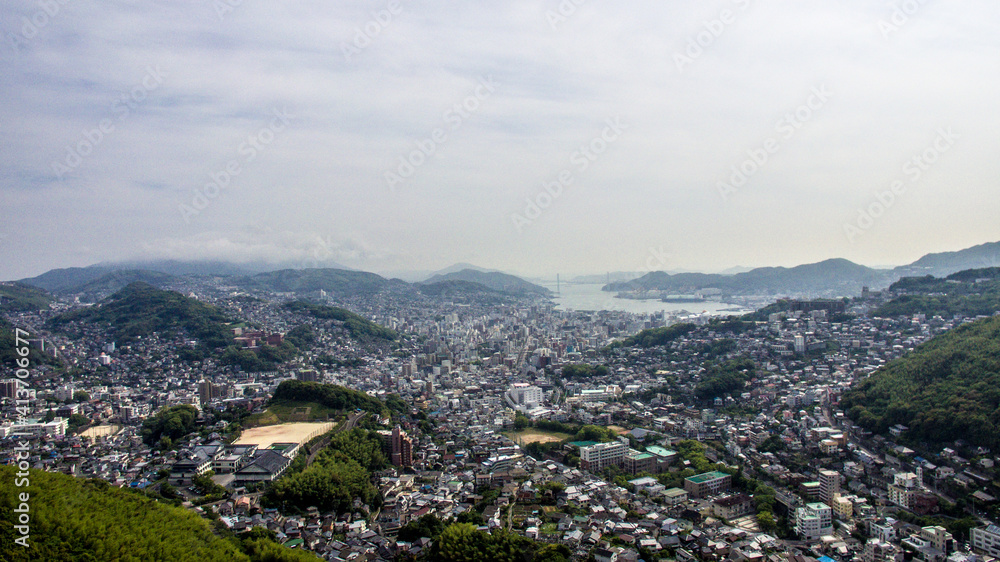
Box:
[270,381,388,416]
[694,358,755,401]
[262,429,387,513]
[397,514,447,542]
[607,323,696,349]
[875,268,1000,318]
[559,364,609,379]
[429,523,571,562]
[574,425,616,443]
[220,341,298,372]
[141,405,199,447]
[283,324,317,350]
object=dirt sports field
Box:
[508,429,572,444]
[80,425,120,440]
[234,422,334,450]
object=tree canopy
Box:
[141,405,199,447]
[0,466,322,562]
[841,315,1000,450]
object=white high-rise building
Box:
[819,470,840,506]
[506,383,543,410]
[888,472,919,509]
[580,441,627,472]
[795,502,833,540]
[972,525,1000,558]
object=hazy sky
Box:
[2,0,999,280]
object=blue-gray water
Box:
[542,282,751,316]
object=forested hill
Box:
[283,301,397,341]
[0,466,319,561]
[841,315,1000,451]
[0,282,53,312]
[874,267,1000,318]
[47,282,234,348]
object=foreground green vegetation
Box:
[0,466,318,561]
[842,315,1000,450]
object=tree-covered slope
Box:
[270,380,389,415]
[283,301,397,341]
[0,282,53,312]
[48,282,234,347]
[841,315,1000,450]
[242,268,391,295]
[422,269,551,296]
[69,269,177,302]
[875,267,1000,318]
[606,322,696,349]
[0,466,247,561]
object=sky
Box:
[1,0,999,281]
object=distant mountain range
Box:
[422,269,551,296]
[13,261,550,302]
[11,240,1000,302]
[237,268,404,296]
[892,241,1000,278]
[604,242,1000,298]
[604,258,888,297]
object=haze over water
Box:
[543,282,750,316]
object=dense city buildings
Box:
[3,272,1000,561]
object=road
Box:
[304,411,366,467]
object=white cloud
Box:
[2,0,999,279]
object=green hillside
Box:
[0,282,53,312]
[243,268,390,295]
[841,315,1000,450]
[71,269,177,302]
[606,322,696,349]
[48,282,234,348]
[283,301,397,341]
[0,466,320,561]
[270,380,389,415]
[423,269,551,296]
[875,268,1000,318]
